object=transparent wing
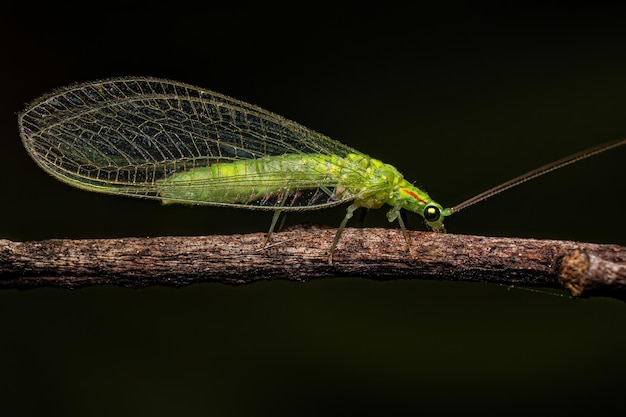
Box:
[18,77,362,210]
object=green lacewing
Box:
[18,77,626,263]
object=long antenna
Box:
[449,136,626,214]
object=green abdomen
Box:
[158,153,355,208]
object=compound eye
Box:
[424,205,441,222]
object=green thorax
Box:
[342,154,448,231]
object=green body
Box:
[159,152,447,231]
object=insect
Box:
[18,77,626,263]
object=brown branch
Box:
[1,226,626,300]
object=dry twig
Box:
[1,227,625,300]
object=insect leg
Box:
[395,212,415,258]
[262,209,284,247]
[387,206,415,258]
[277,212,288,232]
[262,189,291,247]
[400,209,409,228]
[329,203,358,265]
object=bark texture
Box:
[1,227,625,299]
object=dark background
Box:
[2,4,626,415]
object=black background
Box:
[2,4,626,416]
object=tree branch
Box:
[1,226,625,300]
